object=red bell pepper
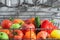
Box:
[41,20,57,34]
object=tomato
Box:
[9,30,24,40]
[37,31,50,40]
[13,19,24,25]
[24,31,36,40]
[22,23,35,34]
[1,19,12,29]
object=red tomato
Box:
[22,23,35,34]
[9,30,24,40]
[1,19,12,29]
[14,30,24,40]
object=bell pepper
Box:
[41,20,57,34]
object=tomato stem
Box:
[14,32,17,35]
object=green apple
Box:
[10,23,21,29]
[0,32,9,40]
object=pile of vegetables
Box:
[0,17,60,40]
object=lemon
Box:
[51,30,60,39]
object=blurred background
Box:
[0,0,60,25]
[0,0,60,11]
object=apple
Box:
[10,23,21,29]
[0,32,9,40]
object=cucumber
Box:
[35,16,40,28]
